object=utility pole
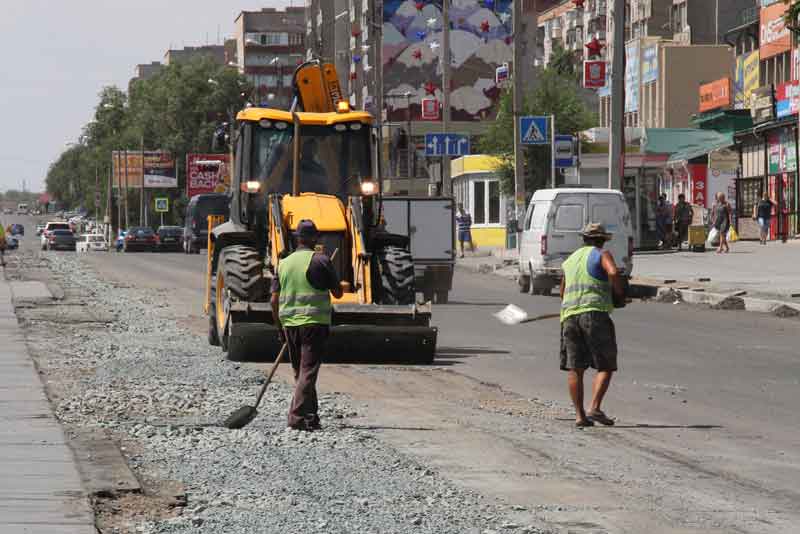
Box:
[124,149,130,230]
[94,164,99,223]
[608,0,626,189]
[106,164,112,249]
[406,92,413,179]
[139,137,145,227]
[512,0,529,222]
[374,0,384,183]
[441,0,452,196]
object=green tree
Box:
[478,65,597,196]
[784,0,800,30]
[46,57,251,226]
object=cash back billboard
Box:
[186,154,231,198]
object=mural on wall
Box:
[383,0,513,122]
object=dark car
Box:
[124,226,158,252]
[157,226,184,252]
[9,224,24,236]
[184,193,229,254]
[46,229,77,251]
[5,236,19,250]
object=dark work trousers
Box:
[285,325,329,428]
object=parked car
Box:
[76,233,108,253]
[518,188,634,296]
[9,223,24,236]
[41,222,72,250]
[124,226,158,252]
[184,193,229,254]
[36,223,46,236]
[46,229,77,251]
[5,236,19,250]
[157,226,184,252]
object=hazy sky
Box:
[0,0,298,193]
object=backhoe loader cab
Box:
[204,61,437,363]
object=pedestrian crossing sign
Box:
[520,116,550,145]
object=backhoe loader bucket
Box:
[225,302,437,364]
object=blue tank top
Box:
[587,247,608,281]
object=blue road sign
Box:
[554,135,576,168]
[425,133,471,157]
[520,116,550,145]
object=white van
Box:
[518,188,634,295]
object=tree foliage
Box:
[477,52,597,198]
[45,58,251,226]
[784,0,800,29]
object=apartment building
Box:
[163,45,227,66]
[234,7,306,108]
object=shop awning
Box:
[642,128,734,164]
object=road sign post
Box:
[154,197,169,227]
[424,133,470,157]
[519,116,550,145]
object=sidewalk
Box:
[0,279,94,533]
[456,240,800,304]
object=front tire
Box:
[376,246,415,305]
[215,245,266,359]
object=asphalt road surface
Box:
[12,216,800,533]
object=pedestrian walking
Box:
[559,223,625,428]
[673,194,693,251]
[655,194,672,249]
[711,193,732,254]
[754,193,775,245]
[270,220,343,431]
[456,203,475,258]
[0,222,6,267]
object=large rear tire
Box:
[376,246,415,305]
[215,245,266,359]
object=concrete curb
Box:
[456,260,800,318]
[645,284,800,317]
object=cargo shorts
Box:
[560,311,618,372]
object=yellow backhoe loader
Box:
[203,60,436,363]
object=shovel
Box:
[224,343,288,429]
[493,304,560,325]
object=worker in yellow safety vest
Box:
[271,220,343,431]
[559,223,625,428]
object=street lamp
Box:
[270,57,284,107]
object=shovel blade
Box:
[493,304,529,326]
[224,406,257,429]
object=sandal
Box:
[587,410,615,426]
[575,419,595,428]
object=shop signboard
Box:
[624,41,640,113]
[583,60,606,89]
[689,164,708,208]
[421,97,440,120]
[186,154,230,198]
[742,51,760,107]
[750,85,775,124]
[775,80,800,118]
[698,78,731,113]
[768,130,797,174]
[641,43,658,84]
[760,2,791,60]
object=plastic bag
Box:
[728,227,739,242]
[706,227,720,248]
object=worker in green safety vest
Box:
[559,223,625,428]
[271,219,343,431]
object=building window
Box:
[489,181,500,223]
[473,181,486,224]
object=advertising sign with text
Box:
[699,78,731,112]
[760,2,791,59]
[186,154,231,198]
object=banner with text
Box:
[186,154,231,198]
[112,151,177,189]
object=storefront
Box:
[451,155,510,248]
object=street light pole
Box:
[441,0,452,196]
[608,0,626,189]
[512,0,530,223]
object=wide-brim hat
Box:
[294,219,319,238]
[582,223,612,241]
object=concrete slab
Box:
[0,280,93,532]
[9,281,54,303]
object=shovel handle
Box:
[521,313,561,324]
[253,343,288,410]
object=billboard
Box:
[113,151,177,189]
[625,41,640,113]
[583,60,606,89]
[743,51,760,106]
[699,78,731,112]
[760,3,791,60]
[186,154,231,198]
[776,80,800,118]
[641,43,658,84]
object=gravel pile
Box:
[19,252,551,534]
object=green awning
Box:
[642,128,734,164]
